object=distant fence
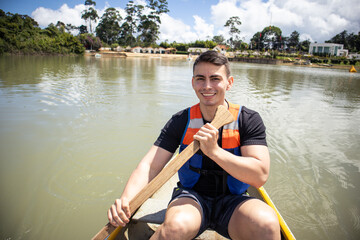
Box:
[229,57,281,65]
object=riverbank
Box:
[85,50,358,72]
[85,51,188,59]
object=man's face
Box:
[192,62,233,107]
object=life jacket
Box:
[178,102,250,195]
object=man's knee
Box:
[169,212,195,232]
[155,212,199,239]
[154,199,202,240]
[229,200,281,240]
[257,208,280,237]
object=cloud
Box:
[210,0,360,43]
[30,0,360,45]
[32,4,86,28]
[193,15,214,40]
[159,14,198,43]
[158,14,215,43]
[31,3,125,32]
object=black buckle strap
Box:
[189,165,229,195]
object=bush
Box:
[176,51,188,55]
[111,43,119,50]
[349,60,357,65]
[78,33,102,51]
[330,59,341,64]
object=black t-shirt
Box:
[154,105,267,197]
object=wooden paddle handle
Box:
[92,105,235,240]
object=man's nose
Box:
[203,79,211,89]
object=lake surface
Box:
[0,55,359,239]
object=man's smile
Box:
[202,92,216,97]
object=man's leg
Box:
[150,197,202,240]
[228,199,281,240]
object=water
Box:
[0,55,359,239]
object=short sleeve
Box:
[239,107,267,146]
[154,109,188,153]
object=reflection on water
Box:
[0,56,359,239]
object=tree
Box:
[299,39,310,52]
[137,0,169,46]
[212,35,225,45]
[326,30,360,52]
[96,8,122,45]
[261,26,282,50]
[79,25,88,34]
[224,16,242,50]
[347,32,360,52]
[0,10,84,54]
[250,32,262,50]
[79,33,101,51]
[288,31,300,51]
[81,0,99,33]
[55,21,66,33]
[119,1,138,46]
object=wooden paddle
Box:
[91,105,235,240]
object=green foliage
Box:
[119,1,138,46]
[212,35,225,45]
[81,0,99,33]
[326,30,360,52]
[78,33,101,51]
[261,26,282,50]
[0,9,84,55]
[95,7,122,45]
[189,40,217,49]
[224,16,242,50]
[288,31,300,50]
[171,42,188,51]
[299,39,310,52]
[137,0,169,45]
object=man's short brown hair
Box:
[193,51,231,77]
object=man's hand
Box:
[107,197,131,227]
[193,123,220,157]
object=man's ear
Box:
[226,76,234,90]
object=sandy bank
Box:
[85,51,358,72]
[85,51,188,59]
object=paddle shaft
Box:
[92,105,235,240]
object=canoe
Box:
[115,174,295,240]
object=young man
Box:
[108,51,280,240]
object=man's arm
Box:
[194,123,270,188]
[108,145,173,227]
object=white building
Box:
[309,43,348,57]
[154,47,166,54]
[188,47,209,54]
[348,53,360,60]
[131,46,143,53]
[143,47,154,53]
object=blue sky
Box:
[1,0,359,44]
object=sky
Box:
[1,0,359,44]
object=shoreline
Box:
[85,51,359,72]
[85,51,188,59]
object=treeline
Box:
[326,30,360,53]
[249,26,311,52]
[1,0,359,56]
[82,0,169,48]
[0,9,85,55]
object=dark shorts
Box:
[169,184,253,239]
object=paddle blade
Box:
[211,105,235,129]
